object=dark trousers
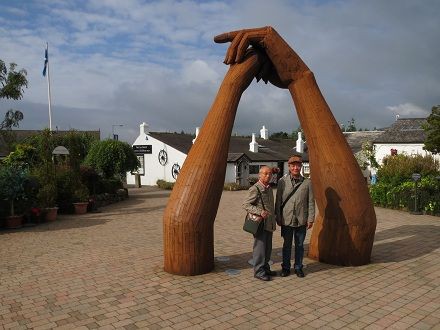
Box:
[253,229,273,276]
[281,225,306,271]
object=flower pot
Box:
[73,202,88,215]
[45,207,58,221]
[5,215,24,229]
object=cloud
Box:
[386,103,430,117]
[181,60,219,84]
[1,0,439,143]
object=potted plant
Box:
[72,183,89,214]
[38,182,58,221]
[0,165,29,228]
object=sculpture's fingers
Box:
[235,37,250,63]
[235,30,269,63]
[214,27,266,43]
[214,31,240,43]
[224,31,244,64]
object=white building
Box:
[127,123,309,187]
[372,118,438,164]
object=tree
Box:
[84,139,140,179]
[423,105,440,154]
[346,118,357,132]
[0,60,28,130]
[269,131,289,139]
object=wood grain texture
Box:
[290,72,377,265]
[163,51,264,275]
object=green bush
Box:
[371,154,440,215]
[55,169,76,205]
[84,139,140,179]
[378,154,439,185]
[370,176,440,214]
[156,179,175,190]
[73,183,89,202]
[100,178,123,194]
[0,164,30,216]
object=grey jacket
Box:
[242,181,276,232]
[275,174,315,227]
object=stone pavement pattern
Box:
[0,187,439,329]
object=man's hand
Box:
[261,210,270,219]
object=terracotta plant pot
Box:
[73,202,88,215]
[5,215,23,229]
[45,207,58,221]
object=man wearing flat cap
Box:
[275,155,315,277]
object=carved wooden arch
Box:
[163,28,377,275]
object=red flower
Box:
[31,207,41,216]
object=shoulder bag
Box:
[243,187,265,235]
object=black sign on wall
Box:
[133,145,152,154]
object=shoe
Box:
[254,274,271,281]
[280,269,291,277]
[266,270,277,277]
[294,269,305,278]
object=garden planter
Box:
[5,215,23,229]
[45,207,58,221]
[73,202,88,215]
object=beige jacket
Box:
[275,174,315,227]
[242,181,276,232]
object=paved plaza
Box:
[1,187,439,329]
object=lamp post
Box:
[112,124,123,140]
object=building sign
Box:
[133,145,152,154]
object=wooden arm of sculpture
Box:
[163,50,266,275]
[216,27,377,266]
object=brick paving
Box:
[1,187,439,329]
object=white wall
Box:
[374,143,438,165]
[127,125,293,186]
[127,135,187,186]
[225,163,236,183]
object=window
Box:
[249,165,260,174]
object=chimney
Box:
[249,133,258,153]
[192,127,200,144]
[260,125,269,140]
[140,122,149,135]
[296,131,304,153]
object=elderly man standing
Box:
[275,155,315,278]
[243,166,277,281]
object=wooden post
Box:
[163,51,264,275]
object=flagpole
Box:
[45,42,53,131]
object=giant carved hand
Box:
[214,26,310,89]
[163,49,266,275]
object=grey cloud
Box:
[1,0,439,144]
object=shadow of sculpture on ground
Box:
[371,225,440,263]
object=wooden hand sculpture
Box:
[215,27,377,266]
[163,50,266,275]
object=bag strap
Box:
[281,181,303,209]
[255,186,266,210]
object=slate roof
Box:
[343,131,385,153]
[148,132,306,163]
[373,118,426,144]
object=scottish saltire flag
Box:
[42,45,48,76]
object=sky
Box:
[1,0,439,143]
